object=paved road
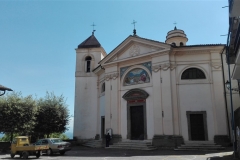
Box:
[0,146,236,160]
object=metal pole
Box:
[226,29,237,157]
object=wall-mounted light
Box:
[225,80,239,91]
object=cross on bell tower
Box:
[91,22,96,35]
[174,22,177,30]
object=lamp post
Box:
[225,69,237,156]
[0,85,13,96]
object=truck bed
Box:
[15,145,48,151]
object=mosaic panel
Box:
[123,68,150,86]
[120,62,151,78]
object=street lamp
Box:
[0,85,13,96]
[225,79,237,156]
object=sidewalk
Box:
[70,145,237,159]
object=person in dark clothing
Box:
[106,133,111,147]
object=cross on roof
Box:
[174,22,177,30]
[91,22,96,35]
[91,22,96,30]
[132,20,137,29]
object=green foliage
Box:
[0,92,37,136]
[48,133,69,140]
[0,92,70,141]
[0,133,19,142]
[34,92,70,138]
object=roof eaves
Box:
[173,44,226,48]
[99,35,169,64]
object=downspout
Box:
[221,46,231,137]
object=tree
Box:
[49,133,69,140]
[0,133,19,142]
[0,92,37,141]
[34,92,70,138]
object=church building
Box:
[73,27,230,147]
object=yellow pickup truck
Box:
[10,136,49,159]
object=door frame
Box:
[101,116,105,138]
[127,102,147,140]
[186,111,208,141]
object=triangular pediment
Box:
[100,36,171,65]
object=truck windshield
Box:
[50,139,63,143]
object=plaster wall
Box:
[74,76,98,139]
[75,48,103,77]
[178,83,215,140]
[175,52,210,62]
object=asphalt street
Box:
[0,146,236,160]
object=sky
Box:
[0,0,229,138]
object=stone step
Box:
[180,145,222,147]
[184,141,215,145]
[175,141,225,151]
[107,145,157,150]
[107,140,157,150]
[114,142,152,145]
[112,143,152,146]
[174,147,225,151]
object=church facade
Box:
[73,27,230,146]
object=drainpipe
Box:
[221,46,231,137]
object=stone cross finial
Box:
[91,23,96,35]
[174,22,177,30]
[132,20,137,36]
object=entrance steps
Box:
[107,140,157,150]
[174,141,225,151]
[82,140,103,148]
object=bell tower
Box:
[74,31,106,140]
[165,26,188,46]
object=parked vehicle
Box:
[35,138,71,155]
[10,136,48,159]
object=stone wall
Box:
[0,142,10,153]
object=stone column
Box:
[104,67,122,143]
[160,62,174,135]
[151,62,163,135]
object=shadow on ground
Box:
[0,146,236,159]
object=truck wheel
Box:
[10,153,15,158]
[22,151,29,159]
[36,150,42,158]
[46,149,53,156]
[60,151,65,155]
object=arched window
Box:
[85,56,92,72]
[180,42,184,46]
[171,42,176,46]
[101,83,105,93]
[181,68,206,79]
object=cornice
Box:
[152,63,177,72]
[210,62,222,70]
[105,72,119,81]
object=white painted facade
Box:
[73,28,239,145]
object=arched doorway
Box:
[122,89,149,140]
